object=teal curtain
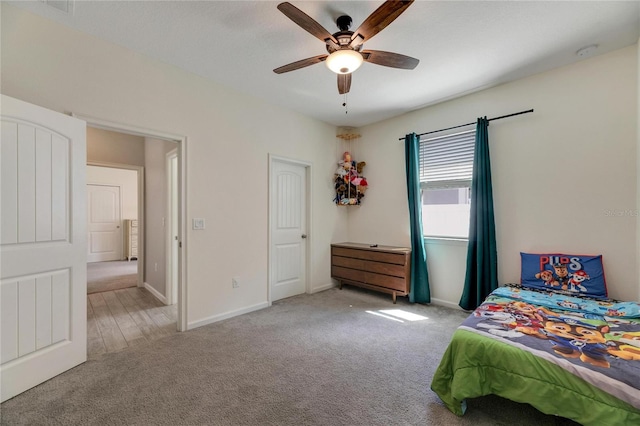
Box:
[459,118,498,310]
[405,133,430,303]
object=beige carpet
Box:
[0,287,579,426]
[87,260,138,294]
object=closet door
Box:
[270,159,307,301]
[87,184,122,262]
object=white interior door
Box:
[87,184,122,263]
[1,95,87,402]
[270,159,307,301]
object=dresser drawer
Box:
[363,260,405,277]
[365,272,408,292]
[331,266,365,283]
[332,247,406,265]
[332,247,358,258]
[331,255,364,270]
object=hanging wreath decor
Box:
[333,129,369,206]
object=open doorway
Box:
[81,121,186,357]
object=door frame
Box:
[86,182,125,263]
[87,163,143,286]
[74,113,188,332]
[267,154,312,304]
[165,148,178,306]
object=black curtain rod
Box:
[397,108,534,141]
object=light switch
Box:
[192,218,205,230]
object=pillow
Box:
[520,252,608,298]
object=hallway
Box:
[87,260,138,294]
[87,287,177,359]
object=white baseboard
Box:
[429,297,466,311]
[144,282,167,305]
[309,282,336,294]
[187,301,269,330]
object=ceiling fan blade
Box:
[350,0,414,46]
[277,2,338,45]
[338,73,352,95]
[361,50,419,70]
[273,54,328,74]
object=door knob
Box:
[301,234,307,239]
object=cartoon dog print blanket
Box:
[459,284,640,409]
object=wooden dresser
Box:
[124,219,138,261]
[331,242,411,303]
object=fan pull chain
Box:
[342,93,348,114]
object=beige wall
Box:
[144,138,177,297]
[1,5,347,329]
[3,4,637,318]
[87,126,145,166]
[352,45,639,303]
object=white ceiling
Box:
[9,1,640,127]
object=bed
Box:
[431,252,640,426]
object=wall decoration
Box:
[334,129,368,205]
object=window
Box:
[419,129,475,238]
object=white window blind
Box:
[419,129,475,189]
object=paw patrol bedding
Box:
[520,252,608,297]
[431,284,640,426]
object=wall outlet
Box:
[232,277,239,288]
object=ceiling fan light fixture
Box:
[326,49,363,74]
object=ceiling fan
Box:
[273,0,419,95]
